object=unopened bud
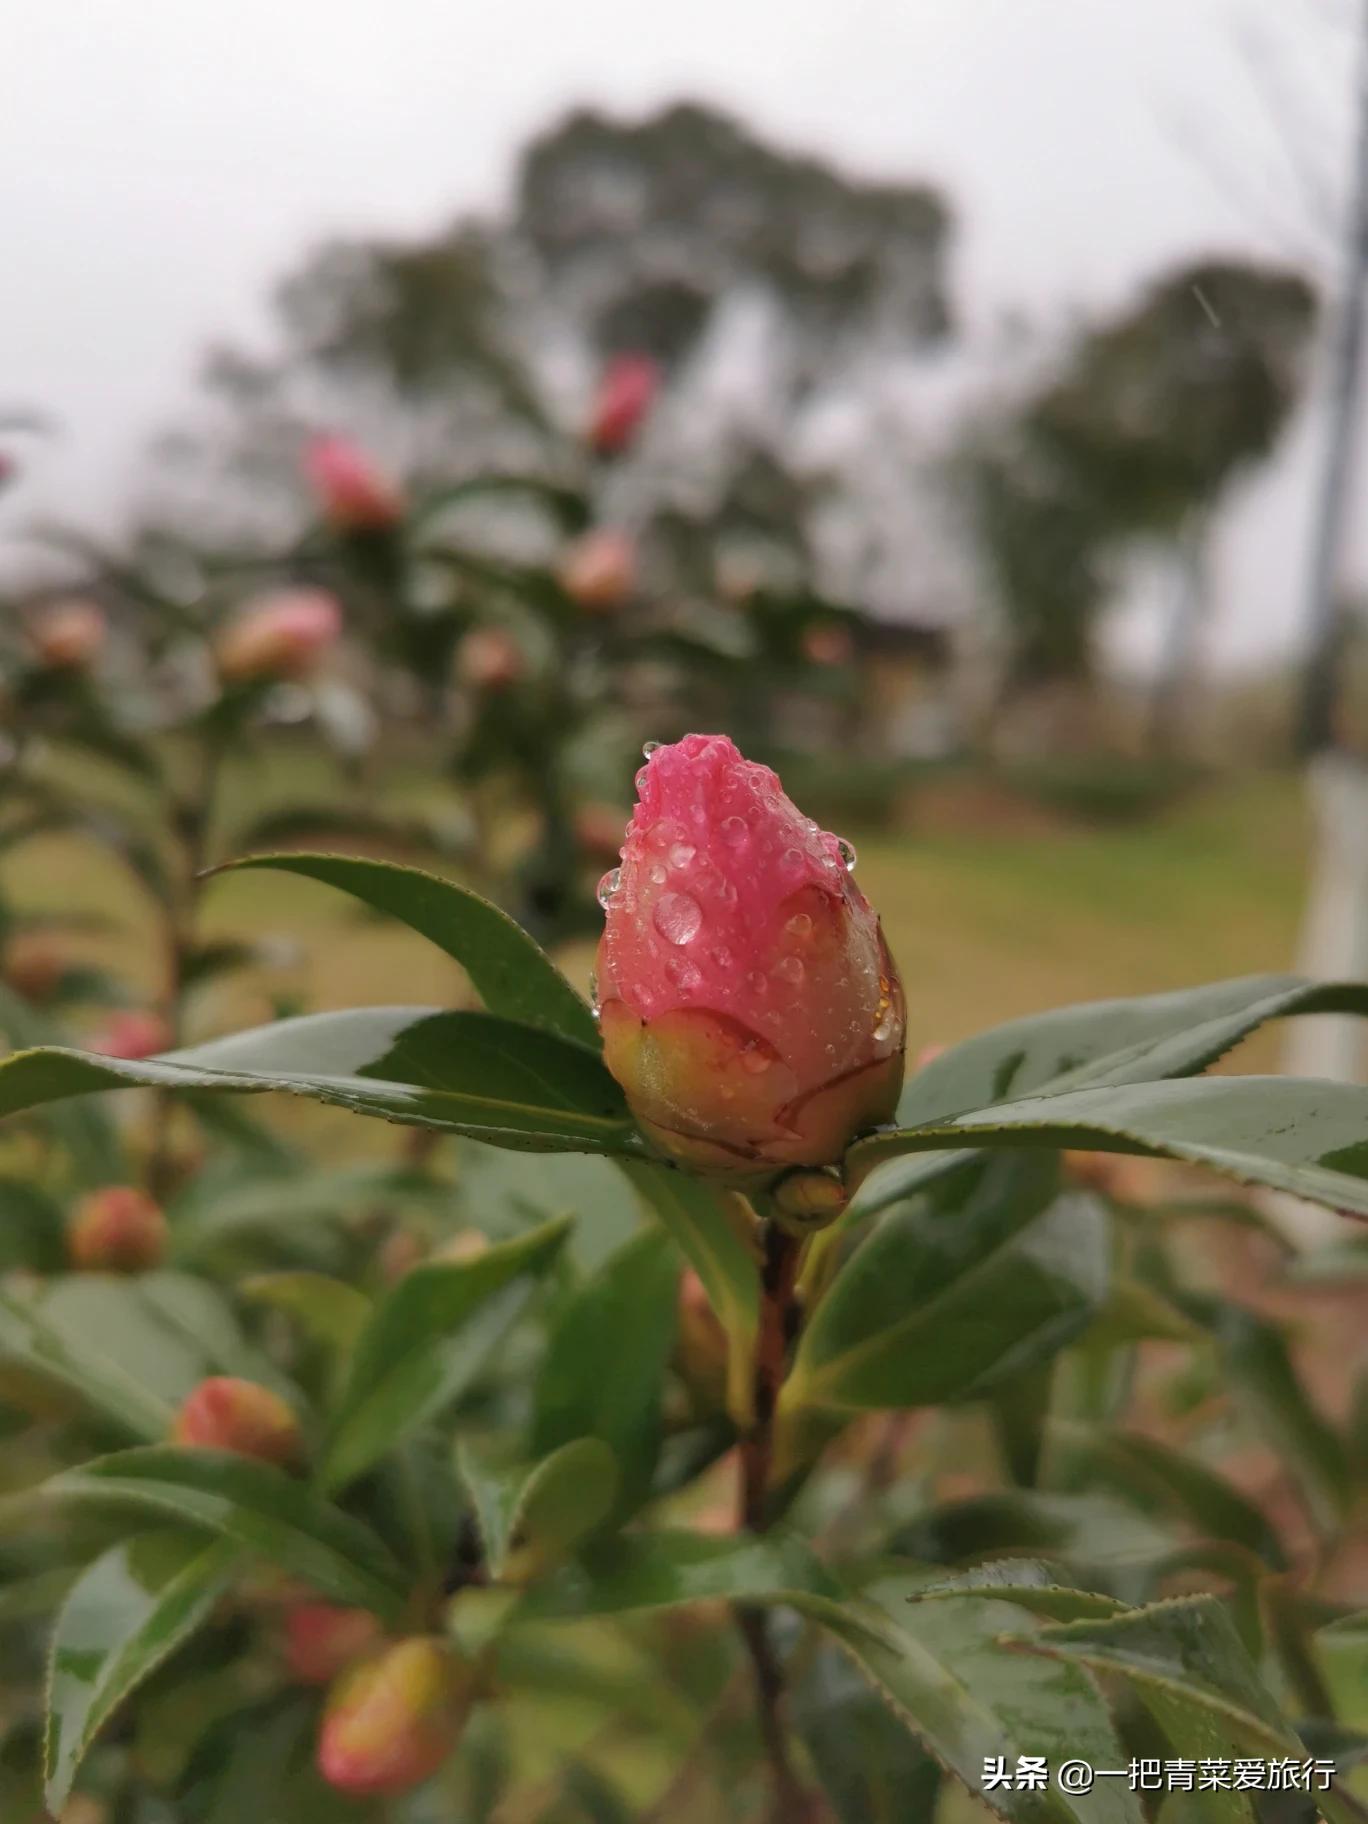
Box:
[317,1637,471,1796]
[675,1268,728,1409]
[771,1168,848,1234]
[30,600,106,669]
[215,588,342,684]
[172,1377,303,1469]
[68,1186,167,1272]
[588,354,659,456]
[284,1602,384,1685]
[3,933,64,1004]
[455,625,525,692]
[304,435,404,531]
[559,529,635,613]
[85,1010,173,1060]
[801,622,855,667]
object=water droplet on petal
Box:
[837,837,857,872]
[648,863,668,885]
[872,1008,896,1043]
[653,891,703,946]
[669,842,696,868]
[667,956,702,991]
[596,867,622,908]
[741,1043,772,1075]
[779,847,805,876]
[803,817,819,833]
[710,945,733,969]
[747,970,768,995]
[642,739,661,756]
[720,815,749,848]
[774,955,805,985]
[785,912,813,938]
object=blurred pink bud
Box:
[573,801,628,865]
[317,1638,471,1796]
[171,1377,303,1468]
[30,600,106,669]
[284,1603,385,1686]
[2,934,64,1004]
[588,354,659,455]
[801,622,855,667]
[675,1267,729,1408]
[455,625,525,691]
[597,735,905,1178]
[559,529,635,613]
[67,1186,167,1273]
[215,588,342,683]
[86,1010,173,1060]
[304,435,403,530]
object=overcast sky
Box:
[3,0,1359,664]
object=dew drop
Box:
[837,837,857,872]
[596,867,622,908]
[779,847,805,876]
[669,842,696,869]
[803,817,819,833]
[710,945,734,970]
[872,1008,896,1043]
[785,912,813,938]
[747,970,768,995]
[642,739,661,756]
[741,1043,772,1075]
[653,891,703,946]
[667,956,702,991]
[774,955,805,985]
[648,863,668,885]
[719,815,749,848]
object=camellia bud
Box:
[596,734,905,1178]
[317,1637,471,1796]
[2,933,64,1004]
[559,529,635,613]
[172,1377,303,1469]
[771,1167,848,1234]
[30,599,106,669]
[86,1009,173,1060]
[455,625,525,692]
[68,1186,167,1273]
[215,588,342,683]
[588,353,659,456]
[304,434,404,530]
[675,1267,729,1410]
[801,621,855,668]
[284,1602,384,1686]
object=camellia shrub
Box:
[0,734,1366,1821]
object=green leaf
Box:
[851,1076,1368,1222]
[459,1439,620,1579]
[0,1281,177,1439]
[0,1177,67,1274]
[532,1230,678,1519]
[410,472,591,538]
[622,1160,759,1346]
[1020,1597,1351,1823]
[813,1573,1142,1823]
[1072,1429,1285,1564]
[792,1642,942,1824]
[218,852,599,1045]
[514,1527,845,1623]
[895,975,1368,1129]
[241,1272,372,1356]
[322,1215,571,1491]
[785,1156,1109,1413]
[47,1447,407,1620]
[44,1530,238,1814]
[0,1008,640,1153]
[0,981,125,1186]
[912,1560,1129,1621]
[169,1160,441,1260]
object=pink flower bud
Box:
[2,934,64,1004]
[215,587,342,683]
[588,354,659,455]
[283,1602,384,1685]
[171,1377,303,1468]
[559,529,635,613]
[317,1637,471,1796]
[455,625,525,691]
[67,1186,167,1273]
[30,600,106,669]
[801,622,855,667]
[596,734,905,1178]
[675,1267,729,1409]
[304,435,403,530]
[86,1010,173,1060]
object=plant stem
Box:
[736,1219,808,1822]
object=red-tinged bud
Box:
[284,1602,384,1685]
[596,734,905,1179]
[317,1637,471,1797]
[801,622,855,667]
[559,529,635,613]
[30,599,106,669]
[574,801,628,866]
[67,1186,167,1273]
[215,587,342,683]
[455,625,525,691]
[172,1377,303,1468]
[2,933,64,1004]
[304,434,404,531]
[675,1267,729,1409]
[85,1009,173,1060]
[588,354,659,456]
